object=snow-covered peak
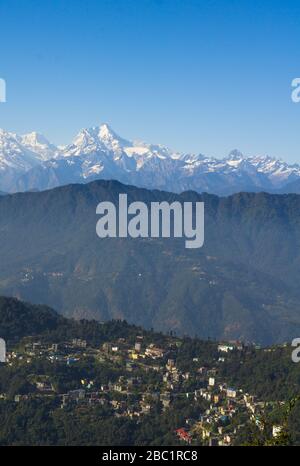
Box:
[20,132,57,160]
[22,131,49,146]
[62,124,180,164]
[227,149,245,160]
[99,123,121,142]
[0,128,20,143]
[1,123,300,195]
[249,154,300,183]
[63,127,104,156]
[98,123,131,151]
[180,152,206,163]
[0,130,21,162]
[63,124,132,157]
[0,129,42,171]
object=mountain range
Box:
[0,179,300,345]
[1,124,300,195]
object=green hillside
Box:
[0,181,300,344]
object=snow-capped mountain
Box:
[0,129,41,172]
[20,132,58,160]
[1,123,300,195]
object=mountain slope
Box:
[0,180,300,344]
[1,124,300,195]
[0,296,64,341]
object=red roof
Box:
[175,428,192,443]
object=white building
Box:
[218,344,234,353]
[208,377,215,387]
[272,425,283,438]
[226,387,237,398]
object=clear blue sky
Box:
[1,0,300,161]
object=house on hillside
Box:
[175,428,192,444]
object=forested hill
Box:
[1,180,300,344]
[0,296,64,341]
[0,296,154,346]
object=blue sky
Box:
[1,0,300,161]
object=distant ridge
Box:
[0,179,300,344]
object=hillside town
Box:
[0,332,286,446]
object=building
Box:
[160,392,171,408]
[226,388,237,398]
[208,377,215,387]
[130,351,139,360]
[166,358,175,369]
[213,394,221,404]
[175,428,192,444]
[102,342,112,353]
[35,380,53,392]
[134,342,142,352]
[72,338,87,348]
[209,438,218,446]
[145,345,164,359]
[272,425,283,438]
[218,344,234,353]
